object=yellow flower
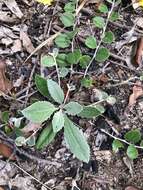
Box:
[36,0,53,5]
[139,0,143,6]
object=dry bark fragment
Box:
[135,38,143,66]
[0,60,12,94]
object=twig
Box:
[13,163,52,190]
[84,0,116,77]
[100,129,143,149]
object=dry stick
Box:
[13,163,52,190]
[100,129,143,149]
[24,64,36,107]
[84,0,116,77]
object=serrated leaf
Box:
[47,79,64,104]
[35,74,49,97]
[93,16,105,28]
[103,31,115,44]
[109,11,119,21]
[98,4,108,13]
[112,139,124,153]
[67,49,82,65]
[59,67,69,78]
[78,105,105,118]
[41,55,56,67]
[81,78,93,88]
[95,47,110,62]
[64,117,90,163]
[79,55,91,68]
[52,110,64,132]
[55,34,71,48]
[64,2,75,13]
[36,124,55,150]
[60,12,75,27]
[124,129,141,144]
[22,101,57,123]
[56,53,67,67]
[127,145,138,160]
[64,101,83,115]
[85,36,97,49]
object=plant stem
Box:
[84,0,115,77]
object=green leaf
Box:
[60,12,75,27]
[124,129,141,144]
[109,11,119,21]
[103,31,115,44]
[15,136,26,147]
[1,111,9,123]
[127,145,138,160]
[56,53,67,67]
[93,16,105,28]
[78,105,104,118]
[52,110,64,132]
[95,47,110,62]
[67,49,82,65]
[81,78,93,88]
[55,34,71,48]
[98,4,108,13]
[64,101,83,116]
[59,67,69,78]
[112,139,124,153]
[140,140,143,147]
[47,79,64,104]
[35,74,49,97]
[85,36,97,49]
[22,101,57,123]
[64,117,90,163]
[36,124,55,150]
[64,2,75,13]
[79,55,91,68]
[41,55,56,67]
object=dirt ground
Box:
[0,0,143,190]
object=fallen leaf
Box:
[134,17,143,29]
[4,0,23,19]
[22,121,41,134]
[125,186,139,190]
[0,60,12,94]
[128,81,143,106]
[20,31,35,54]
[0,143,16,160]
[0,11,17,23]
[11,39,22,53]
[0,187,5,190]
[13,75,24,87]
[134,38,143,66]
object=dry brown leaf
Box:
[22,121,41,134]
[20,31,35,54]
[125,186,139,190]
[0,187,5,190]
[0,143,16,160]
[134,38,143,66]
[128,81,143,106]
[0,60,12,94]
[0,11,17,23]
[4,0,23,19]
[11,39,22,53]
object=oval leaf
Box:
[78,105,105,118]
[64,117,90,163]
[103,31,115,44]
[55,34,71,48]
[124,129,141,144]
[85,36,97,49]
[60,12,75,27]
[95,47,110,62]
[93,16,105,28]
[41,55,56,67]
[52,110,65,132]
[64,101,83,116]
[127,145,138,160]
[47,79,64,104]
[98,4,108,13]
[35,74,49,97]
[112,139,124,153]
[36,124,55,150]
[22,101,57,123]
